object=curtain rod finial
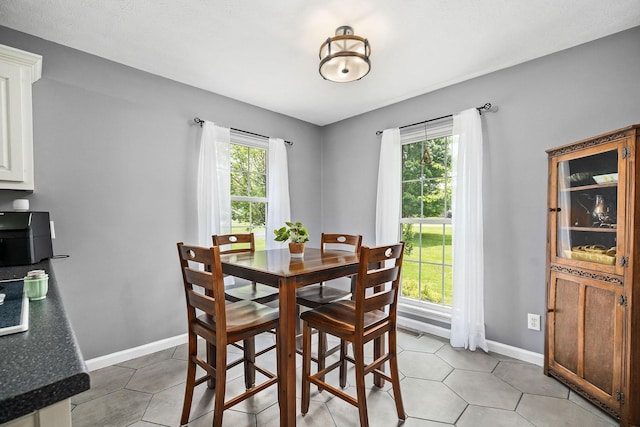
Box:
[477,103,492,115]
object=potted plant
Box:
[274,221,309,258]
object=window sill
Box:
[398,299,451,325]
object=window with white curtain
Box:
[229,131,268,249]
[399,117,454,320]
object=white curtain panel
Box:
[197,121,231,247]
[266,138,291,250]
[376,128,402,245]
[450,108,488,352]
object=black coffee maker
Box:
[0,211,53,266]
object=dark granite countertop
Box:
[0,260,90,424]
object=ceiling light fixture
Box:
[319,25,371,83]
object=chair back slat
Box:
[212,233,255,254]
[363,289,395,313]
[362,266,399,289]
[187,290,216,315]
[321,233,362,253]
[354,242,405,330]
[184,268,215,292]
[179,244,215,264]
[366,244,404,260]
[177,242,227,329]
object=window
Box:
[400,118,454,312]
[229,132,268,249]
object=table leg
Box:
[278,278,297,426]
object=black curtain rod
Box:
[374,103,492,136]
[193,117,293,146]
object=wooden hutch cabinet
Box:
[545,125,640,426]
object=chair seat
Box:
[225,283,279,305]
[296,284,351,308]
[300,300,387,338]
[195,300,279,340]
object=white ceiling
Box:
[1,1,639,126]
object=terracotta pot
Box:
[288,242,305,258]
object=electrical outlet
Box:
[528,313,541,331]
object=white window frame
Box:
[229,131,268,239]
[398,118,454,324]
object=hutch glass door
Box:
[555,145,623,274]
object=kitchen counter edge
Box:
[0,260,90,424]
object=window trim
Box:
[399,298,452,324]
[398,118,454,323]
[230,130,269,150]
[232,195,267,203]
[229,135,268,239]
[400,117,452,144]
[401,217,451,225]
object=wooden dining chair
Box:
[296,233,362,375]
[300,242,406,427]
[212,233,279,388]
[212,233,280,305]
[177,243,280,427]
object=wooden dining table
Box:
[219,247,359,426]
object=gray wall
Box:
[321,26,640,353]
[0,26,323,359]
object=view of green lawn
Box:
[231,226,268,249]
[401,223,453,306]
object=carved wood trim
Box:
[547,131,628,157]
[548,370,620,419]
[550,264,624,285]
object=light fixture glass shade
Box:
[319,26,371,83]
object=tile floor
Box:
[70,330,618,426]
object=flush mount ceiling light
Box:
[319,25,371,83]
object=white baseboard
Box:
[397,317,544,366]
[485,339,544,366]
[85,333,188,372]
[85,322,543,372]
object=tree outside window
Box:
[230,143,268,249]
[401,134,453,306]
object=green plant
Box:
[401,223,415,255]
[273,221,309,244]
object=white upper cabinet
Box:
[0,44,42,190]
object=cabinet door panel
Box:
[553,277,580,374]
[0,45,41,190]
[0,61,25,182]
[584,285,616,394]
[548,270,623,415]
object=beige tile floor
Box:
[71,330,618,426]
